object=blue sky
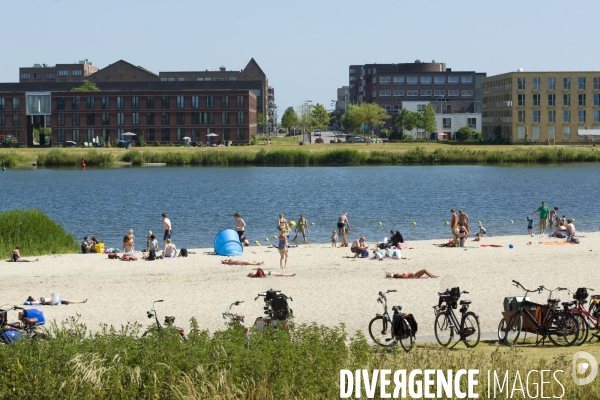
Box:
[2,0,599,118]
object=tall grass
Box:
[0,209,78,258]
[37,149,114,167]
[0,151,27,167]
[0,318,596,399]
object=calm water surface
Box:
[2,165,599,249]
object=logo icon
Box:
[572,351,598,386]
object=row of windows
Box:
[375,90,473,98]
[375,76,473,85]
[160,77,237,82]
[55,95,245,110]
[0,98,19,111]
[21,70,83,79]
[54,112,246,126]
[54,128,247,142]
[0,114,20,126]
[517,93,600,107]
[517,77,600,91]
[516,110,600,123]
[516,126,591,141]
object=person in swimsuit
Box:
[337,213,350,234]
[247,268,296,278]
[278,214,289,233]
[278,229,288,269]
[350,237,368,258]
[385,269,438,279]
[293,214,308,241]
[234,213,246,241]
[11,247,38,262]
[25,295,87,305]
[221,259,264,266]
[127,229,135,250]
[123,235,134,253]
[162,238,177,258]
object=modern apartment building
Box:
[335,86,349,113]
[482,71,600,143]
[402,101,481,139]
[19,60,98,83]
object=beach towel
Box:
[480,244,503,247]
[540,241,573,246]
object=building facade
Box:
[19,60,98,83]
[402,101,481,139]
[482,71,600,143]
[335,86,349,113]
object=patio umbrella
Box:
[122,132,137,136]
[182,136,191,140]
[206,133,219,137]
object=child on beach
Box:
[478,223,486,236]
[331,230,338,247]
[526,216,534,237]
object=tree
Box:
[309,103,331,131]
[404,111,420,139]
[280,107,298,134]
[394,108,410,138]
[70,80,100,92]
[361,103,390,137]
[340,104,362,134]
[257,112,266,134]
[457,126,472,142]
[421,104,437,138]
[33,127,52,144]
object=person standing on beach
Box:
[293,214,308,242]
[458,209,470,238]
[337,213,350,234]
[450,209,459,238]
[548,206,559,228]
[278,214,289,233]
[531,201,550,234]
[162,213,172,242]
[526,216,534,237]
[234,213,246,241]
[278,229,289,269]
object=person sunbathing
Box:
[247,268,296,278]
[11,247,38,262]
[25,296,87,305]
[221,259,264,266]
[385,269,438,279]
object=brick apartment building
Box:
[19,60,98,83]
[0,59,268,146]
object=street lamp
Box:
[303,100,312,141]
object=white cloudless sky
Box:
[2,0,599,119]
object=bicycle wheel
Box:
[546,313,578,347]
[398,319,414,352]
[497,318,507,341]
[368,316,396,347]
[502,313,522,345]
[572,313,588,346]
[461,312,480,348]
[434,313,453,347]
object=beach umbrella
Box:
[206,133,219,137]
[182,136,191,141]
[122,132,137,136]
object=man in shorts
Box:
[162,213,172,242]
[531,201,550,234]
[337,213,350,234]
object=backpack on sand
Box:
[179,248,188,257]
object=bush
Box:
[37,150,113,167]
[0,151,26,167]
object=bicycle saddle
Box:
[547,298,560,304]
[392,305,403,312]
[459,300,471,305]
[562,301,576,307]
[579,300,588,304]
[21,317,38,325]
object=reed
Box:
[0,209,78,258]
[37,149,114,166]
[0,151,27,168]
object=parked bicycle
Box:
[499,281,578,346]
[142,300,186,340]
[561,287,598,344]
[222,300,249,340]
[0,305,46,344]
[433,284,480,348]
[367,289,415,352]
[254,289,293,331]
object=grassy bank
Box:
[0,209,78,258]
[0,151,27,167]
[36,149,114,167]
[0,320,597,399]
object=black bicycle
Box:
[254,289,293,331]
[499,281,578,346]
[142,300,186,340]
[368,289,415,352]
[433,286,480,348]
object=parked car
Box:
[278,129,285,133]
[315,137,324,143]
[64,141,77,147]
[314,129,321,136]
[346,136,366,143]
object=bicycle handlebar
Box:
[512,281,542,294]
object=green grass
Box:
[0,151,27,168]
[0,209,79,258]
[36,149,114,167]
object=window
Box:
[594,110,600,123]
[407,76,418,85]
[563,126,571,140]
[407,90,418,97]
[448,90,459,97]
[46,72,55,79]
[196,78,204,81]
[518,110,525,123]
[563,77,571,90]
[176,96,184,109]
[443,118,452,128]
[207,96,214,108]
[393,90,404,98]
[201,112,214,124]
[146,96,154,109]
[533,77,540,90]
[33,72,42,79]
[372,91,377,98]
[131,96,139,109]
[160,78,167,82]
[448,76,459,84]
[461,76,473,84]
[237,111,244,124]
[176,128,184,140]
[533,110,540,123]
[101,113,109,125]
[349,76,356,82]
[548,77,556,90]
[563,94,571,106]
[57,113,65,126]
[162,128,170,142]
[468,118,477,128]
[578,94,586,106]
[71,97,80,110]
[421,90,432,96]
[205,78,211,81]
[380,90,391,98]
[236,128,244,141]
[71,70,82,76]
[72,113,80,126]
[461,90,473,97]
[393,105,402,111]
[594,94,600,106]
[236,96,244,108]
[101,96,110,109]
[548,126,555,139]
[379,76,391,85]
[393,76,404,85]
[594,77,600,90]
[382,105,391,111]
[230,77,236,81]
[57,97,65,110]
[161,96,170,109]
[178,78,185,82]
[213,78,223,82]
[161,112,170,125]
[578,77,586,90]
[518,127,526,140]
[548,110,556,123]
[57,129,65,142]
[0,98,4,110]
[222,95,229,108]
[517,77,525,90]
[434,76,445,85]
[11,114,20,126]
[578,110,586,123]
[21,73,30,79]
[191,112,200,125]
[146,112,155,125]
[116,96,124,109]
[533,126,540,140]
[420,76,432,85]
[532,94,540,106]
[417,104,427,112]
[191,96,199,109]
[72,129,80,142]
[518,94,525,106]
[221,112,229,124]
[86,113,95,125]
[372,76,376,85]
[168,78,174,82]
[176,112,184,125]
[87,129,94,143]
[0,115,4,126]
[563,110,571,123]
[434,90,445,96]
[548,94,555,106]
[117,113,125,125]
[12,98,20,110]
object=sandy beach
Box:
[3,232,599,339]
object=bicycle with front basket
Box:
[367,289,415,352]
[433,286,480,348]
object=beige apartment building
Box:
[482,71,600,143]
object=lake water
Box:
[1,164,599,249]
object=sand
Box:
[3,232,599,339]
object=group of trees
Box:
[280,103,331,134]
[340,103,390,136]
[393,105,436,139]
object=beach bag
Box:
[147,250,156,261]
[361,250,369,258]
[568,235,580,244]
[50,292,62,306]
[108,253,119,259]
[179,248,188,257]
[391,250,401,260]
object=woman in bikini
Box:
[278,229,289,269]
[292,214,308,241]
[278,213,289,233]
[247,268,296,278]
[221,259,264,266]
[123,235,134,253]
[11,247,38,262]
[385,269,438,279]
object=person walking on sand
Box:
[293,214,308,241]
[337,213,350,234]
[277,229,289,269]
[450,209,459,239]
[531,201,550,234]
[458,209,470,238]
[234,213,246,242]
[162,213,172,242]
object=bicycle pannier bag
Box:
[392,313,406,337]
[574,287,588,301]
[404,313,418,335]
[271,295,290,320]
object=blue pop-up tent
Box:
[214,229,243,256]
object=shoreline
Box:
[3,232,598,339]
